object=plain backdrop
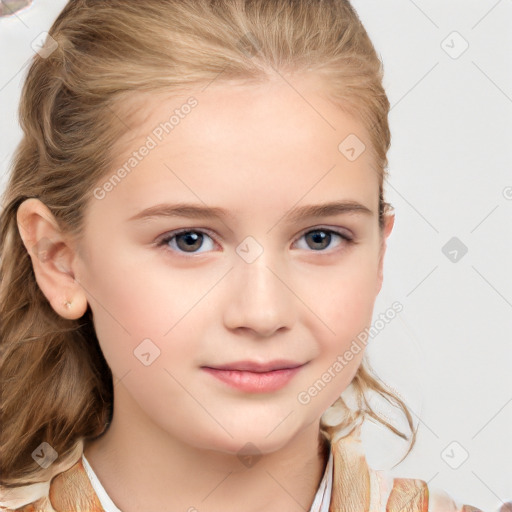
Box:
[1,1,511,510]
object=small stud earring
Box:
[64,300,72,309]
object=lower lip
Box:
[201,366,303,393]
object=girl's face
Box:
[74,76,393,454]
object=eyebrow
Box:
[128,200,373,224]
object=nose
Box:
[222,250,296,338]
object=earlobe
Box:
[16,198,88,320]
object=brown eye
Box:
[175,232,204,252]
[305,230,331,250]
[295,228,353,253]
[157,230,215,254]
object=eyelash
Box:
[155,226,355,257]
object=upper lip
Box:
[203,360,305,373]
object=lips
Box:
[202,359,304,373]
[201,361,306,393]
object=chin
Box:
[211,421,306,457]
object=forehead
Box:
[98,77,380,221]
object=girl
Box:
[0,1,487,511]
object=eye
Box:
[294,227,353,252]
[156,229,216,254]
[155,227,354,256]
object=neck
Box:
[84,384,331,512]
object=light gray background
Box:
[1,1,511,510]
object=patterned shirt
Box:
[0,430,490,512]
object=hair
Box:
[0,0,417,500]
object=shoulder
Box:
[8,458,104,512]
[371,468,484,512]
[328,429,484,512]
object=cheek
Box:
[305,253,379,334]
[76,251,161,373]
[301,252,378,402]
[81,251,207,383]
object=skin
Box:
[17,74,394,512]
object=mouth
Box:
[201,360,307,393]
[202,359,305,373]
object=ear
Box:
[376,212,395,295]
[16,198,88,320]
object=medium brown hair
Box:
[0,0,415,493]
